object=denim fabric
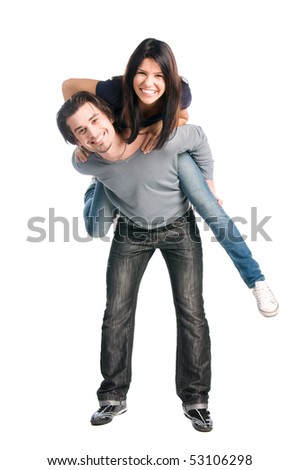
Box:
[97,210,211,406]
[178,153,265,288]
[83,154,264,287]
[83,179,115,238]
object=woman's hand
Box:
[75,146,90,163]
[140,121,163,153]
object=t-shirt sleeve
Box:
[178,125,214,180]
[72,151,95,176]
[180,77,192,110]
[95,78,123,110]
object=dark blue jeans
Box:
[97,210,211,407]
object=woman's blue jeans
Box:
[83,180,115,238]
[83,153,265,288]
[97,210,211,406]
[178,153,264,288]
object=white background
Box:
[1,1,298,468]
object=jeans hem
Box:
[248,275,265,289]
[183,402,208,411]
[98,399,127,407]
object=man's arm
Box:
[72,150,96,175]
[178,125,224,205]
[62,78,99,100]
[180,125,214,180]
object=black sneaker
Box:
[90,402,127,426]
[183,404,213,432]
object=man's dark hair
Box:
[56,91,115,145]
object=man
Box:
[57,91,216,432]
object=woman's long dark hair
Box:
[121,38,182,149]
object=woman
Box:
[63,38,191,154]
[62,38,278,317]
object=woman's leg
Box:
[178,152,264,288]
[83,178,116,238]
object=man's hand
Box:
[214,195,223,207]
[207,179,223,207]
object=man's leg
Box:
[160,211,213,431]
[91,224,154,425]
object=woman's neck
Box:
[139,100,161,118]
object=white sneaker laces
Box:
[254,284,275,304]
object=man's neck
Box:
[99,131,143,162]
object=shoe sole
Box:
[260,304,279,317]
[184,412,213,432]
[91,407,127,426]
[192,423,213,432]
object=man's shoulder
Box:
[178,123,202,132]
[72,151,101,175]
[175,124,205,139]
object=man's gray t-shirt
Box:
[73,124,214,229]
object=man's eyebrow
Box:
[73,112,99,134]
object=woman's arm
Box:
[177,108,189,127]
[141,108,189,153]
[62,78,99,100]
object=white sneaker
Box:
[252,281,279,317]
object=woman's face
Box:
[133,58,166,106]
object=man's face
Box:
[67,102,116,153]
